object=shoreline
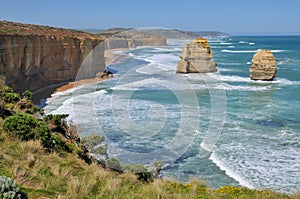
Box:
[53,48,131,94]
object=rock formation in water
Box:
[250,49,277,80]
[176,38,217,73]
[0,20,105,98]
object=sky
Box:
[1,0,300,35]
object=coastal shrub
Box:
[106,157,122,172]
[93,144,108,155]
[122,164,153,183]
[0,86,20,103]
[3,113,51,142]
[44,114,69,126]
[81,133,105,151]
[215,186,241,197]
[21,90,32,99]
[3,114,38,140]
[0,176,27,199]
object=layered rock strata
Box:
[0,20,105,96]
[176,38,217,73]
[250,49,277,80]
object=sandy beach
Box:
[53,48,130,94]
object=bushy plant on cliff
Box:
[0,176,27,199]
[21,90,32,100]
[3,113,43,141]
[0,86,20,103]
[44,114,69,126]
[81,133,108,156]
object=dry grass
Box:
[0,135,298,199]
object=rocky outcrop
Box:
[176,38,217,73]
[250,49,277,80]
[0,20,105,99]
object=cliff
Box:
[176,38,217,73]
[250,49,277,80]
[105,36,167,49]
[0,20,105,101]
[96,29,167,49]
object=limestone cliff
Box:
[177,38,217,73]
[99,29,167,49]
[250,49,277,80]
[0,20,105,99]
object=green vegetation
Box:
[0,176,27,199]
[0,85,299,198]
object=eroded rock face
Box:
[250,49,277,80]
[176,38,217,73]
[0,20,105,95]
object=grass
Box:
[0,136,299,199]
[0,86,299,198]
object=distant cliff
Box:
[0,20,105,101]
[93,28,167,49]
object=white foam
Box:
[228,46,235,48]
[249,42,255,45]
[239,41,248,44]
[222,49,286,53]
[209,152,255,189]
[220,42,233,45]
[215,83,272,91]
[247,62,252,64]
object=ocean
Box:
[44,36,300,194]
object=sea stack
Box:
[250,49,277,81]
[176,38,217,73]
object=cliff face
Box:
[0,20,105,97]
[101,29,167,49]
[250,49,277,81]
[176,38,217,73]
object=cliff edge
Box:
[0,20,105,101]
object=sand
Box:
[53,49,130,94]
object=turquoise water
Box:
[45,36,300,193]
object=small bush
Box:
[0,86,20,103]
[44,114,69,126]
[21,90,32,99]
[0,176,27,199]
[81,133,105,151]
[3,114,37,140]
[107,157,122,172]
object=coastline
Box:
[52,48,131,94]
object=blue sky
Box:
[1,0,300,35]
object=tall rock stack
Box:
[176,38,217,73]
[250,49,277,81]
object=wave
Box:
[209,152,255,189]
[220,42,233,45]
[221,49,258,53]
[249,42,255,45]
[207,74,300,86]
[228,46,235,48]
[221,49,286,53]
[215,83,272,91]
[218,62,242,66]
